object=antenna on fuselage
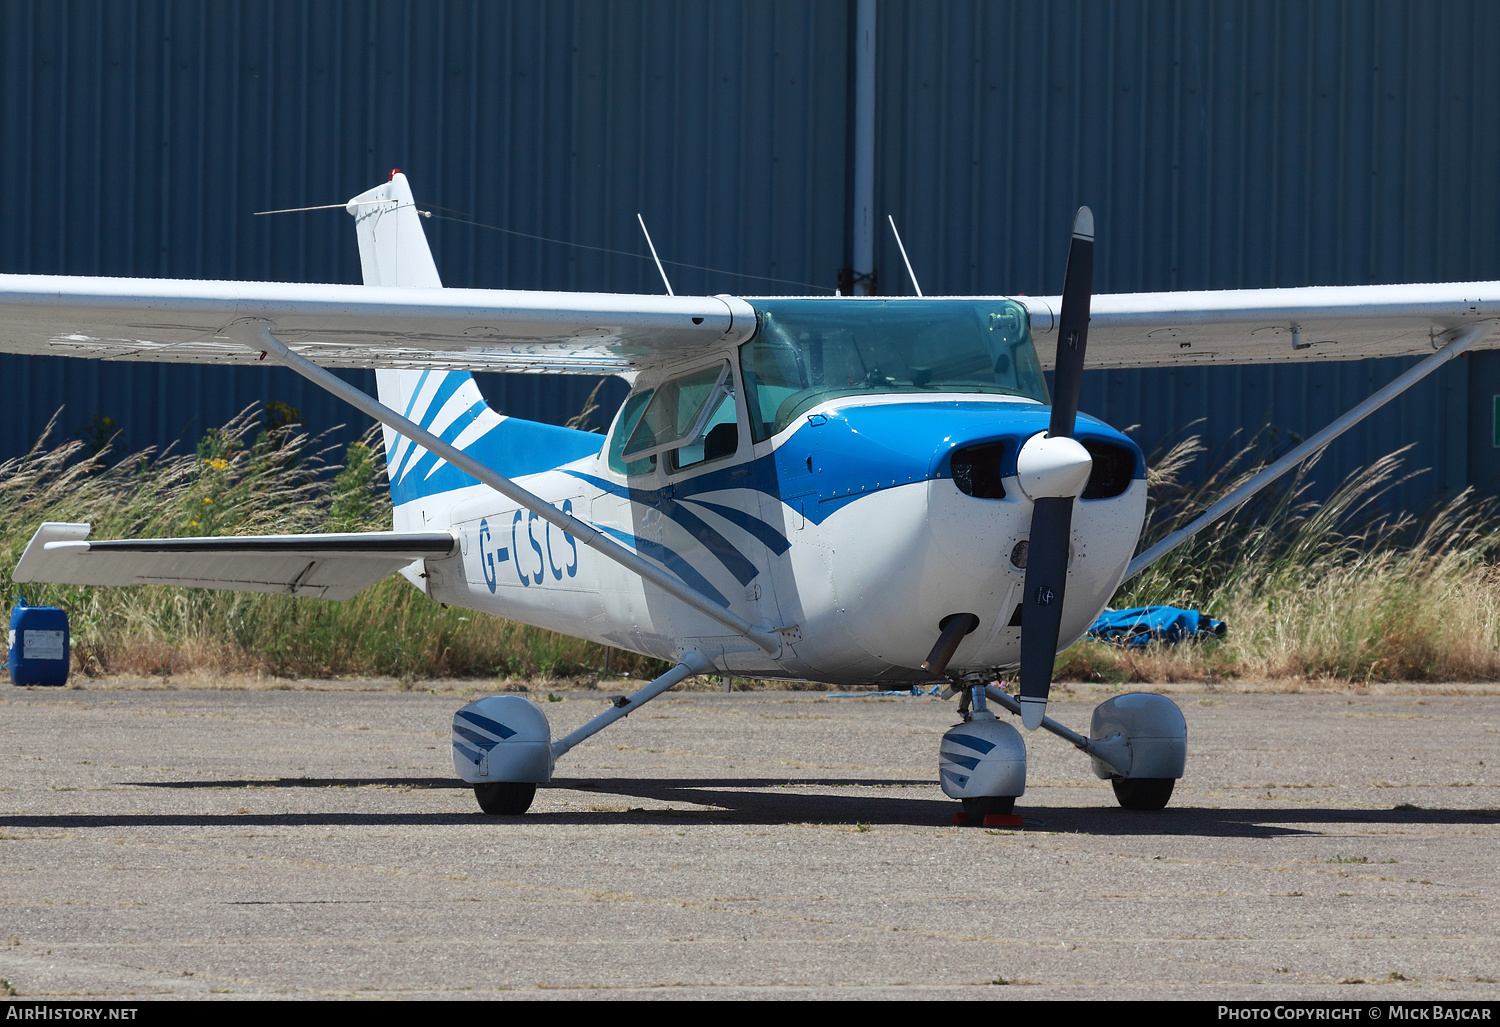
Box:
[887,215,924,297]
[636,214,675,296]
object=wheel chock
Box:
[953,812,1025,828]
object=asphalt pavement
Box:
[0,682,1497,1000]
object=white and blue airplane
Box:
[4,172,1498,819]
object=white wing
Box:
[3,273,1497,374]
[1021,282,1500,368]
[14,523,456,602]
[0,274,755,374]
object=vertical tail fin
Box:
[346,171,442,289]
[345,173,601,529]
[348,172,488,526]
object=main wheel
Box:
[961,795,1016,820]
[474,782,537,815]
[1111,777,1174,811]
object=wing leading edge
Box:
[14,523,456,601]
[0,274,756,374]
[1021,282,1500,368]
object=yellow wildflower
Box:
[205,457,229,471]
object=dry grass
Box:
[1,410,666,684]
[1058,431,1500,685]
[7,411,1498,688]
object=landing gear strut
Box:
[453,655,713,815]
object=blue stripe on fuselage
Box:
[389,411,603,507]
[677,498,792,556]
[592,525,730,607]
[567,471,768,586]
[569,399,1143,533]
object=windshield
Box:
[739,298,1047,441]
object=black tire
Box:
[961,795,1016,821]
[474,782,537,815]
[1111,777,1175,811]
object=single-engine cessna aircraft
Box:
[5,172,1497,818]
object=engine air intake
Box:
[1080,440,1135,500]
[950,441,1007,499]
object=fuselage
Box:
[384,297,1148,686]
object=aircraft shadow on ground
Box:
[2,775,1493,836]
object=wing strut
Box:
[1122,320,1493,583]
[227,321,783,658]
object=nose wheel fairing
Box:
[940,713,1026,803]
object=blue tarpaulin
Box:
[1087,606,1226,648]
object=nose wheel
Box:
[939,685,1027,821]
[474,781,537,815]
[1111,777,1174,811]
[961,795,1016,819]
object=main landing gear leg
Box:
[451,652,713,816]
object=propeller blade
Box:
[1017,207,1095,730]
[1018,496,1075,728]
[1048,206,1094,440]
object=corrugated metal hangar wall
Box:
[2,0,1497,515]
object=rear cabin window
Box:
[607,390,657,476]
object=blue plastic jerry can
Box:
[8,596,70,687]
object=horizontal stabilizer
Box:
[13,523,455,601]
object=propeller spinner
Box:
[1015,207,1095,729]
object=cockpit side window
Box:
[668,375,739,472]
[622,362,730,462]
[612,361,742,475]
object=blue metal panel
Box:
[2,0,1497,518]
[875,0,1500,513]
[0,0,849,463]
